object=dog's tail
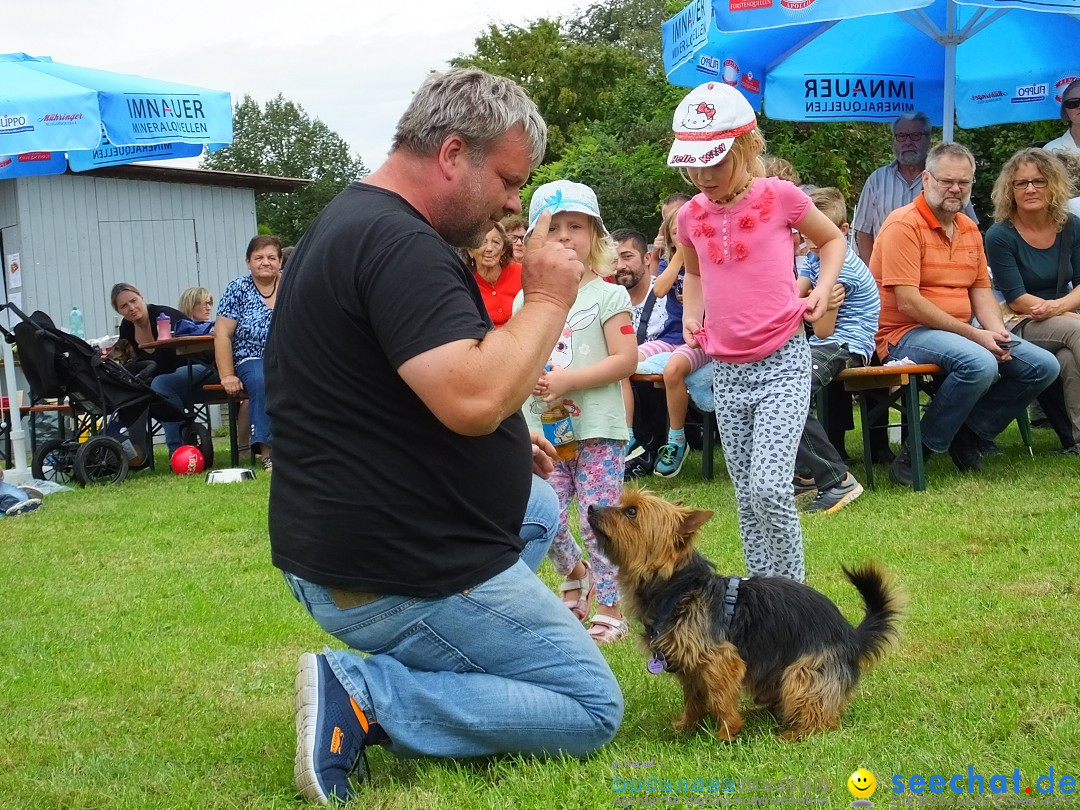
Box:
[843,562,905,670]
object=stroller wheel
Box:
[32,438,78,484]
[180,422,214,469]
[73,436,129,486]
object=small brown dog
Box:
[588,488,902,741]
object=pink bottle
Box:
[157,312,172,341]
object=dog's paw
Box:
[672,714,703,733]
[715,717,744,742]
[778,727,810,742]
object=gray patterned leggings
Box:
[712,333,810,582]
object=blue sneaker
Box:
[654,441,688,478]
[5,498,42,517]
[294,653,384,804]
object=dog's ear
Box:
[676,509,713,543]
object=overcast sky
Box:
[8,0,586,170]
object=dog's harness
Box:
[645,576,744,674]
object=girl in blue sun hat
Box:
[514,179,639,644]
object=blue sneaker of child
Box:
[654,441,688,478]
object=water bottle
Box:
[69,305,84,338]
[118,426,137,460]
[156,312,172,341]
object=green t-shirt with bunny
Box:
[514,277,632,443]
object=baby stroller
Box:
[1,303,213,485]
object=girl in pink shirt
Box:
[667,82,845,582]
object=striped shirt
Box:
[870,193,990,361]
[801,247,880,362]
[853,160,977,239]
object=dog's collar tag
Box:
[647,652,667,674]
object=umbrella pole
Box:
[943,1,957,143]
[1,335,31,485]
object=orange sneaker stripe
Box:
[349,697,370,734]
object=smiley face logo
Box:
[848,769,877,801]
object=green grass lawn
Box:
[2,425,1078,809]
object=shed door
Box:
[98,219,199,315]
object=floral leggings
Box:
[545,437,625,607]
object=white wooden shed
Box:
[1,164,307,339]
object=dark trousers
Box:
[630,379,668,452]
[796,343,859,490]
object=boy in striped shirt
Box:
[796,187,881,514]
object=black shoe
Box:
[793,474,817,496]
[624,450,657,480]
[871,445,897,465]
[889,441,933,487]
[948,425,983,472]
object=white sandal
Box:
[559,561,595,622]
[587,614,630,645]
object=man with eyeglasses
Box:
[870,142,1059,487]
[853,112,976,266]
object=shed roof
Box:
[71,164,311,193]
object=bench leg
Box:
[701,408,714,481]
[858,394,876,490]
[228,399,240,467]
[902,377,927,492]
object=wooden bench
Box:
[630,372,719,480]
[828,363,944,492]
[202,385,249,467]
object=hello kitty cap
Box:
[526,179,609,238]
[667,81,757,168]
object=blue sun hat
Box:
[526,179,609,238]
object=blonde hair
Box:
[808,187,848,228]
[587,222,616,279]
[1051,148,1080,196]
[991,147,1072,229]
[178,286,214,320]
[661,208,681,261]
[763,156,799,183]
[729,128,767,180]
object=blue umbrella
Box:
[663,0,1080,141]
[0,52,233,482]
[0,52,232,179]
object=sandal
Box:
[587,614,630,645]
[559,561,595,622]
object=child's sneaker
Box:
[5,498,42,517]
[294,653,386,805]
[654,441,688,478]
[800,473,863,514]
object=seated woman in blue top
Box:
[215,235,281,472]
[986,148,1080,454]
[111,282,213,455]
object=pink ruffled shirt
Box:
[677,177,812,363]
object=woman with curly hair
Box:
[986,147,1080,453]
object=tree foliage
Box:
[200,94,367,244]
[458,1,1066,235]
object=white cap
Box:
[667,81,757,168]
[526,179,609,237]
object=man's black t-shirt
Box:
[265,183,531,597]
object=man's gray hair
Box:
[892,111,931,135]
[926,142,976,174]
[392,68,547,169]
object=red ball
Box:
[171,445,205,475]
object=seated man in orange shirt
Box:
[871,142,1059,486]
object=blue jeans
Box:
[893,328,1059,452]
[519,474,559,573]
[236,358,271,452]
[151,364,212,453]
[281,478,621,760]
[0,482,28,514]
